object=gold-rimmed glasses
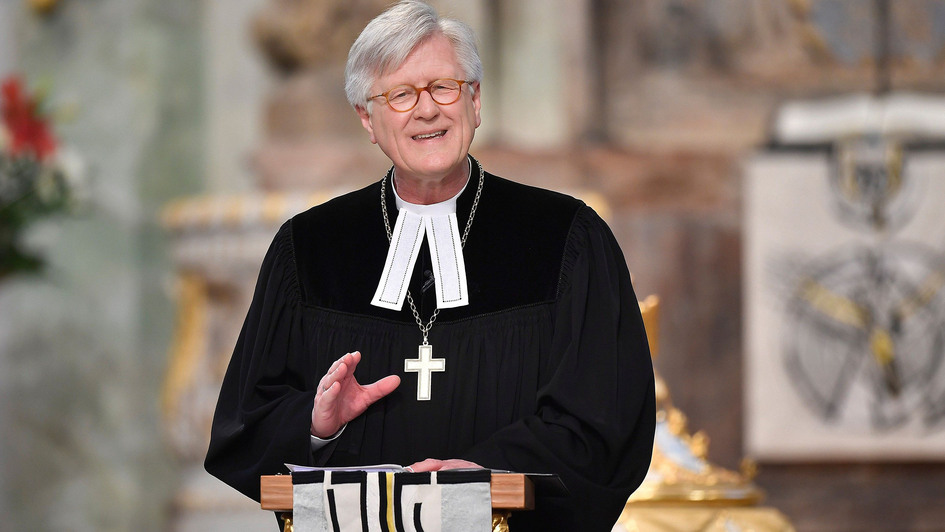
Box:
[368,78,472,112]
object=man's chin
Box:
[399,155,467,180]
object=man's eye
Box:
[389,89,413,101]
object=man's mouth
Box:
[412,130,447,141]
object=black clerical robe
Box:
[205,160,656,531]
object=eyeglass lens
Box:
[387,80,463,111]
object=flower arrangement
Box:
[0,75,77,280]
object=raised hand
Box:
[311,351,401,438]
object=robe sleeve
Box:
[462,205,656,531]
[204,221,318,502]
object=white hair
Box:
[344,0,483,110]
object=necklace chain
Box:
[380,157,484,344]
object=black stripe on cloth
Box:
[360,475,369,532]
[412,503,425,532]
[326,489,341,532]
[396,472,432,485]
[378,473,390,532]
[330,471,368,484]
[291,471,325,484]
[435,470,492,484]
[393,477,405,532]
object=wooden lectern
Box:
[261,473,535,532]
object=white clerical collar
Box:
[371,163,472,312]
[391,171,468,216]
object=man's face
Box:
[357,34,481,187]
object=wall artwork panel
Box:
[745,153,945,460]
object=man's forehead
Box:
[373,36,461,85]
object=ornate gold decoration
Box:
[618,507,795,532]
[280,512,294,532]
[161,191,337,231]
[491,510,511,532]
[615,297,795,531]
[161,273,209,424]
[630,296,762,505]
[639,295,659,363]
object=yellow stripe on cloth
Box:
[386,472,395,532]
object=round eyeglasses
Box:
[368,78,472,112]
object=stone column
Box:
[204,0,272,194]
[488,0,596,148]
[434,0,497,144]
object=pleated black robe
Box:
[205,158,656,531]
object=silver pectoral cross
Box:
[404,344,445,401]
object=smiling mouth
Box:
[412,130,446,140]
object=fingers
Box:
[406,458,443,472]
[405,458,483,472]
[325,351,359,380]
[318,381,338,405]
[313,353,357,438]
[325,351,361,375]
[318,352,360,395]
[440,459,482,470]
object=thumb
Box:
[364,375,401,402]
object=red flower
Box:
[1,76,57,161]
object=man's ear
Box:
[471,82,482,128]
[356,105,378,144]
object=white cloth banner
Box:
[292,470,492,532]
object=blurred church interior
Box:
[1,0,944,530]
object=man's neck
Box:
[393,160,470,205]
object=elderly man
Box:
[205,1,655,530]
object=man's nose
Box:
[412,89,439,118]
